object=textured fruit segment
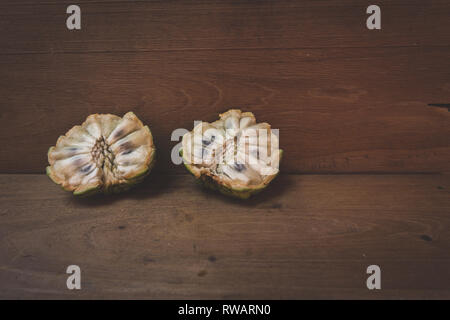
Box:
[181,109,281,198]
[47,112,155,195]
[106,112,143,145]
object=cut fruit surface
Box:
[181,109,282,199]
[47,112,156,195]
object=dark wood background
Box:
[0,0,449,299]
[0,0,449,174]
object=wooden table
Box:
[0,0,449,299]
[0,173,449,299]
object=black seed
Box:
[234,163,246,172]
[114,129,124,138]
[69,147,78,151]
[81,164,92,173]
[122,149,133,155]
[120,141,133,151]
[202,135,215,146]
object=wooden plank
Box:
[0,47,449,173]
[0,173,449,299]
[1,1,449,54]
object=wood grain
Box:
[1,47,449,174]
[1,0,450,54]
[0,1,449,174]
[0,173,449,299]
[1,0,449,301]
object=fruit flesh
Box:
[47,112,155,195]
[181,109,281,198]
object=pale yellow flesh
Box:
[47,112,155,194]
[182,109,280,190]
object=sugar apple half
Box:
[181,109,282,199]
[47,112,156,196]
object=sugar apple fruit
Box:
[181,109,282,199]
[47,112,156,196]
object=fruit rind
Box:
[182,149,282,199]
